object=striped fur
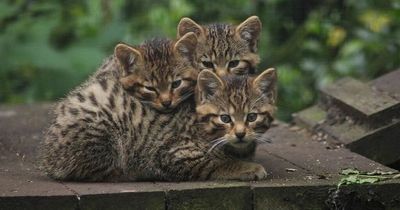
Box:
[39,37,268,181]
[177,16,261,76]
[196,68,277,159]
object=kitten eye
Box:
[171,80,182,89]
[228,60,240,68]
[246,113,257,122]
[220,114,232,123]
[202,61,214,68]
[144,86,156,92]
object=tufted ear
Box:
[197,70,224,101]
[236,16,262,52]
[174,32,197,62]
[177,17,205,38]
[114,43,142,75]
[253,68,277,103]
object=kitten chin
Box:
[223,141,257,159]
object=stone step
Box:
[293,105,400,166]
[372,69,400,100]
[316,118,400,166]
[259,123,395,177]
[320,77,400,128]
[292,105,327,130]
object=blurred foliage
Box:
[1,0,399,121]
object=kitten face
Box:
[115,33,198,112]
[196,68,277,156]
[177,16,261,77]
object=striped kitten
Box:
[151,68,277,181]
[196,68,277,159]
[177,16,262,76]
[39,34,199,181]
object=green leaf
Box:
[340,168,360,175]
[358,177,379,184]
[366,170,396,175]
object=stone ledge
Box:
[1,104,399,210]
[320,77,400,128]
[0,196,78,210]
[372,69,400,100]
[2,179,400,210]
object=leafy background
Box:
[1,0,399,120]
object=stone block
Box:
[320,77,400,128]
[65,182,165,210]
[292,105,326,130]
[164,182,252,210]
[253,183,332,210]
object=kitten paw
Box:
[238,163,268,181]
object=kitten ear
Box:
[253,68,277,103]
[174,32,197,62]
[177,17,205,38]
[236,16,262,52]
[114,43,142,74]
[197,70,224,101]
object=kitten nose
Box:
[235,132,246,140]
[161,100,172,108]
[216,68,227,77]
[234,123,246,140]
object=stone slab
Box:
[1,104,399,209]
[0,103,53,158]
[77,191,164,210]
[253,183,333,210]
[0,196,77,210]
[325,181,400,210]
[310,116,400,165]
[292,105,326,130]
[320,77,400,127]
[372,69,400,100]
[316,118,367,145]
[254,148,313,180]
[252,181,400,210]
[165,184,252,210]
[259,123,396,179]
[65,182,165,210]
[0,149,77,210]
[347,120,400,165]
[293,105,400,166]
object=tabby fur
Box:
[39,34,274,181]
[177,16,262,76]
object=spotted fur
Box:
[177,16,262,77]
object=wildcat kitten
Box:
[177,16,262,76]
[196,68,277,159]
[157,68,277,180]
[39,34,199,181]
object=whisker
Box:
[210,136,226,144]
[176,92,194,103]
[254,136,272,143]
[256,139,271,144]
[208,139,227,153]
